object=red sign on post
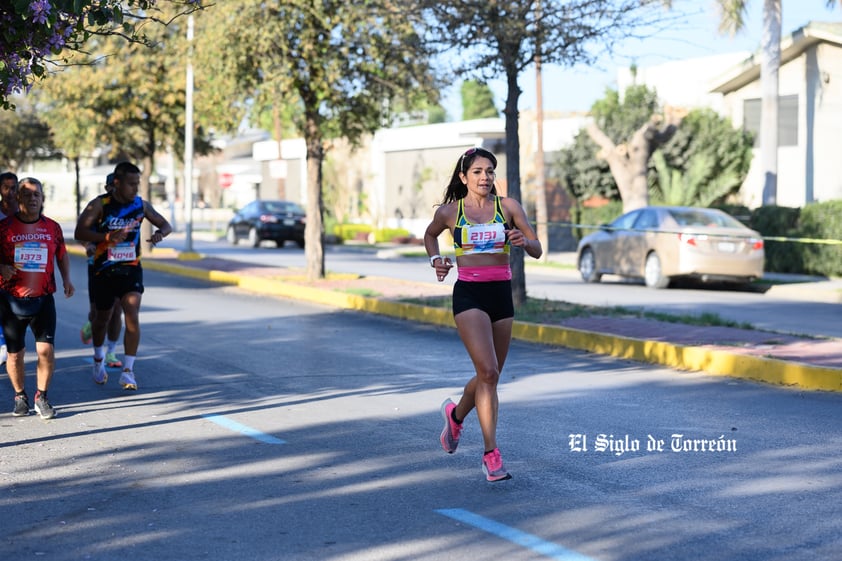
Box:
[219,173,234,188]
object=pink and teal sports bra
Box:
[453,196,511,257]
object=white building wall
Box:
[812,43,842,203]
[371,119,505,237]
[725,48,842,208]
[280,138,308,205]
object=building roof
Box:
[711,21,842,94]
[373,118,505,152]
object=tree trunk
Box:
[304,115,325,281]
[140,153,154,255]
[587,111,681,213]
[760,0,781,205]
[74,156,81,218]
[503,65,526,308]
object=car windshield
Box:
[666,209,745,229]
[609,210,641,230]
[263,201,303,214]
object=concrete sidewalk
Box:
[122,245,842,394]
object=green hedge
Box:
[746,202,841,276]
[333,224,372,242]
[574,201,623,240]
[749,206,803,273]
[332,224,413,243]
[798,200,842,276]
[371,227,414,243]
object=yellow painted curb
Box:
[512,322,842,393]
[72,246,842,393]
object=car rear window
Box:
[264,201,303,214]
[667,209,744,229]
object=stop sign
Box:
[219,173,234,188]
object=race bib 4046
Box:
[108,243,137,262]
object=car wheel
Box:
[274,239,285,248]
[644,252,670,289]
[578,247,601,283]
[294,237,305,249]
[248,227,260,248]
[225,226,238,246]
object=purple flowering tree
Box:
[0,0,202,109]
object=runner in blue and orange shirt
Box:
[74,161,171,391]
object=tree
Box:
[555,93,753,215]
[0,99,56,171]
[653,108,754,206]
[36,82,100,216]
[40,3,213,250]
[710,0,841,205]
[554,129,617,203]
[0,1,204,109]
[196,1,441,280]
[555,86,659,208]
[426,104,448,124]
[461,80,499,120]
[586,84,683,212]
[420,0,672,307]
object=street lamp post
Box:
[184,14,195,253]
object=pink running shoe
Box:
[482,448,512,482]
[440,398,463,454]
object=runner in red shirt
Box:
[0,171,18,367]
[0,177,75,419]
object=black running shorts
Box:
[90,266,144,311]
[452,279,514,323]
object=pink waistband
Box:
[457,265,512,282]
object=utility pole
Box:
[183,14,195,252]
[534,0,548,261]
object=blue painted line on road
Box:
[435,508,598,561]
[202,414,286,445]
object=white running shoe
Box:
[93,358,107,384]
[119,369,137,390]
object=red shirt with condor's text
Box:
[0,214,67,298]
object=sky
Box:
[442,0,841,119]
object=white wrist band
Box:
[430,254,442,267]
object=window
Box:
[609,210,641,232]
[668,209,744,228]
[742,95,798,146]
[633,209,659,230]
